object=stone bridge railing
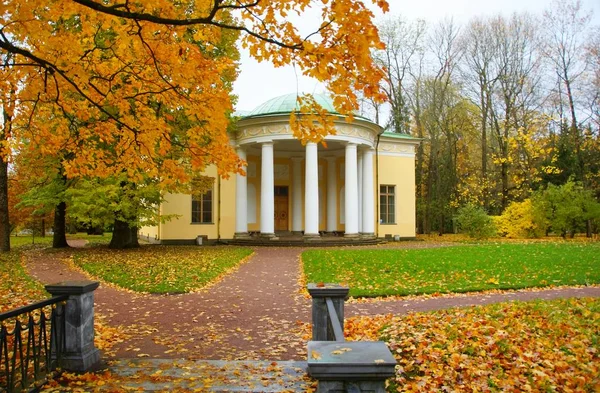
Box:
[306,283,397,393]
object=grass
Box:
[0,250,46,312]
[382,297,600,391]
[302,242,600,297]
[73,245,254,293]
[9,234,53,248]
[9,232,112,248]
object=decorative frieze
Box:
[236,122,378,146]
[378,142,416,157]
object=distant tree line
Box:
[367,0,600,236]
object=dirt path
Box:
[24,243,600,361]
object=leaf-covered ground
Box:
[0,249,47,312]
[366,298,599,392]
[72,246,253,293]
[303,242,600,297]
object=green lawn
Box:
[302,242,600,297]
[9,233,111,248]
[73,246,253,293]
[9,235,53,248]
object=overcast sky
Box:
[233,0,600,112]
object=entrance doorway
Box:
[274,186,289,231]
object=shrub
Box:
[455,204,496,239]
[496,199,546,238]
[533,179,600,238]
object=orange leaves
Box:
[382,298,600,392]
[2,0,243,190]
[289,94,339,143]
[239,0,388,142]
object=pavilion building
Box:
[140,93,420,244]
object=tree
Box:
[0,0,389,250]
[461,18,502,209]
[543,0,592,184]
[487,14,542,210]
[375,16,426,134]
[535,179,600,237]
[0,50,19,251]
[12,148,72,247]
[66,176,163,249]
[416,19,464,234]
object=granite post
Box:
[307,283,349,341]
[45,281,101,372]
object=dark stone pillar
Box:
[307,283,349,341]
[45,281,101,371]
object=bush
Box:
[455,204,496,239]
[495,199,547,238]
[534,179,600,238]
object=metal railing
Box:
[0,295,68,393]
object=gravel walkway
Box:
[24,242,600,361]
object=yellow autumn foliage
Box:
[495,198,546,238]
[0,0,388,188]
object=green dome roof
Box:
[244,93,338,118]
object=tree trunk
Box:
[109,219,139,249]
[52,201,69,248]
[0,155,9,252]
[563,65,585,183]
[481,89,490,210]
[1,101,11,252]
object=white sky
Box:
[233,0,600,113]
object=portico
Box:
[233,139,377,239]
[232,93,381,239]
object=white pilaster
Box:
[234,147,249,238]
[304,142,320,238]
[260,142,275,237]
[326,157,337,233]
[291,157,303,233]
[357,151,363,232]
[344,143,359,237]
[361,148,375,237]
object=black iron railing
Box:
[0,295,68,393]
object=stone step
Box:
[63,359,313,392]
[225,239,382,247]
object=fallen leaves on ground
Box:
[71,246,253,294]
[94,315,130,358]
[42,360,316,392]
[0,250,47,312]
[381,297,600,392]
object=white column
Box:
[260,142,275,237]
[361,148,375,237]
[291,157,303,233]
[304,142,320,237]
[357,151,363,232]
[235,147,249,238]
[326,157,337,233]
[344,143,359,237]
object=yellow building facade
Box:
[140,94,419,244]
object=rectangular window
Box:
[192,188,213,224]
[380,185,395,224]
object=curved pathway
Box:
[24,244,600,362]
